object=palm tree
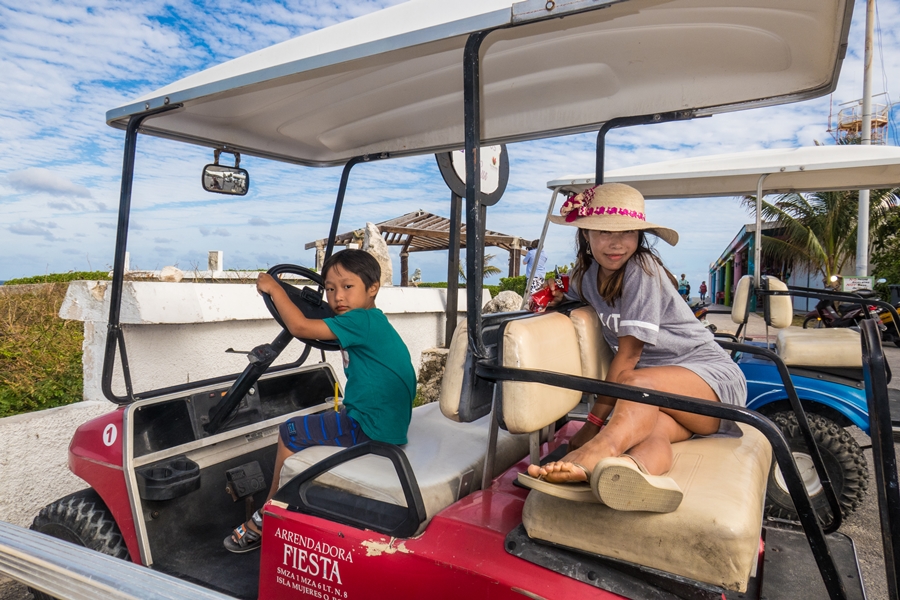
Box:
[742,188,899,286]
[458,253,502,281]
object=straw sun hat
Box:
[549,183,679,246]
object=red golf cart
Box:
[24,1,900,599]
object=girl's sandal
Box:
[516,462,599,503]
[591,455,683,513]
[223,510,264,553]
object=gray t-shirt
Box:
[570,258,746,409]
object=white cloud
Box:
[7,168,92,198]
[0,0,896,284]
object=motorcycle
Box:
[691,300,717,333]
[875,301,900,347]
[801,275,886,331]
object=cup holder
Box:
[136,455,201,501]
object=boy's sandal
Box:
[223,510,263,553]
[516,462,600,503]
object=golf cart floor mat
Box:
[759,526,864,600]
[505,524,728,600]
[143,446,277,599]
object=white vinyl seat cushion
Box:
[279,402,528,533]
[569,306,613,381]
[731,276,752,325]
[522,423,772,593]
[764,277,794,329]
[501,312,584,434]
[759,276,863,368]
[776,327,862,368]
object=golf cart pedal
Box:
[225,461,266,501]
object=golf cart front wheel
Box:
[29,489,130,600]
[765,411,868,523]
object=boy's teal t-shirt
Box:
[323,308,416,445]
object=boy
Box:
[225,249,416,553]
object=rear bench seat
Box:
[512,308,772,593]
[763,276,863,369]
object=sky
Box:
[1,0,899,288]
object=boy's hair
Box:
[322,249,382,289]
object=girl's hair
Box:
[321,249,381,289]
[570,230,678,307]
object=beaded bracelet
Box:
[586,412,605,428]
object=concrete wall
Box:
[60,281,484,401]
[0,281,486,527]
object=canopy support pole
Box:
[754,174,768,289]
[463,31,489,357]
[102,107,179,405]
[521,189,559,309]
[445,192,463,347]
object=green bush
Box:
[4,271,110,286]
[499,276,527,296]
[0,284,83,417]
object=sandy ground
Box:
[2,310,898,599]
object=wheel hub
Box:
[774,452,823,497]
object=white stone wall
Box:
[0,281,487,526]
[61,281,485,401]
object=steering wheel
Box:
[262,264,341,352]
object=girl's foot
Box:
[223,510,263,553]
[526,461,590,483]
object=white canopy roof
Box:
[107,0,852,167]
[547,145,900,198]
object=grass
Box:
[0,284,83,417]
[4,271,110,286]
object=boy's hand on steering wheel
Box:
[256,272,279,295]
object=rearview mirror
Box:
[202,150,249,196]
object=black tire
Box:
[765,411,868,523]
[29,489,130,600]
[802,315,825,329]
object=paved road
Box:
[2,312,898,599]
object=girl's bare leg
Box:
[526,366,720,483]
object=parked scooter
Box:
[875,301,900,347]
[691,301,717,333]
[801,275,885,330]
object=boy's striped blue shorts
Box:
[279,408,370,452]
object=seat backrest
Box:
[731,275,753,325]
[569,305,613,381]
[500,312,583,435]
[439,321,482,422]
[764,276,794,329]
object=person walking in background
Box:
[523,239,548,294]
[678,274,689,301]
[699,281,707,302]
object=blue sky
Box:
[1,0,898,287]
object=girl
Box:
[522,183,746,513]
